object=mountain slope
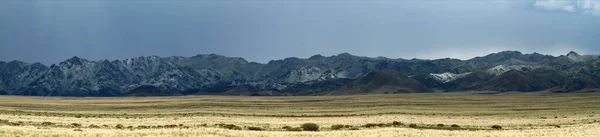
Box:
[474,70,555,92]
[330,70,431,95]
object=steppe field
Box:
[0,93,599,137]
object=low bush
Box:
[0,119,8,124]
[41,122,54,126]
[9,122,20,126]
[301,123,319,131]
[71,123,81,127]
[363,123,378,128]
[222,124,242,130]
[451,124,460,128]
[392,121,403,126]
[116,124,124,129]
[7,121,23,126]
[408,123,417,128]
[247,126,264,131]
[491,125,502,130]
[282,126,292,129]
[89,124,100,128]
[331,124,345,130]
[164,124,178,128]
[286,127,303,131]
[437,124,445,127]
[376,123,389,127]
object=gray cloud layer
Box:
[0,0,599,64]
[534,0,600,16]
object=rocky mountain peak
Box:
[497,50,523,56]
[62,56,88,66]
[309,54,325,59]
[567,51,580,57]
[336,53,354,57]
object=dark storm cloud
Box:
[1,0,599,65]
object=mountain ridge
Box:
[1,50,599,96]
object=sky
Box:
[1,0,600,65]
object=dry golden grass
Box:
[0,93,599,136]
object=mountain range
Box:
[1,51,599,96]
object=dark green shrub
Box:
[116,124,124,129]
[491,125,502,130]
[41,122,54,126]
[392,121,403,126]
[363,123,378,128]
[349,127,359,130]
[451,124,460,128]
[331,124,345,130]
[301,123,319,131]
[554,125,561,128]
[222,124,242,130]
[376,123,388,127]
[71,123,81,127]
[73,128,83,132]
[286,127,302,131]
[247,126,264,131]
[282,126,292,129]
[0,119,8,124]
[408,123,417,128]
[164,124,178,128]
[89,124,100,128]
[437,124,445,127]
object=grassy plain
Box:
[0,93,599,137]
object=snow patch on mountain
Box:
[486,65,543,76]
[286,66,323,83]
[285,66,353,83]
[429,72,472,83]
